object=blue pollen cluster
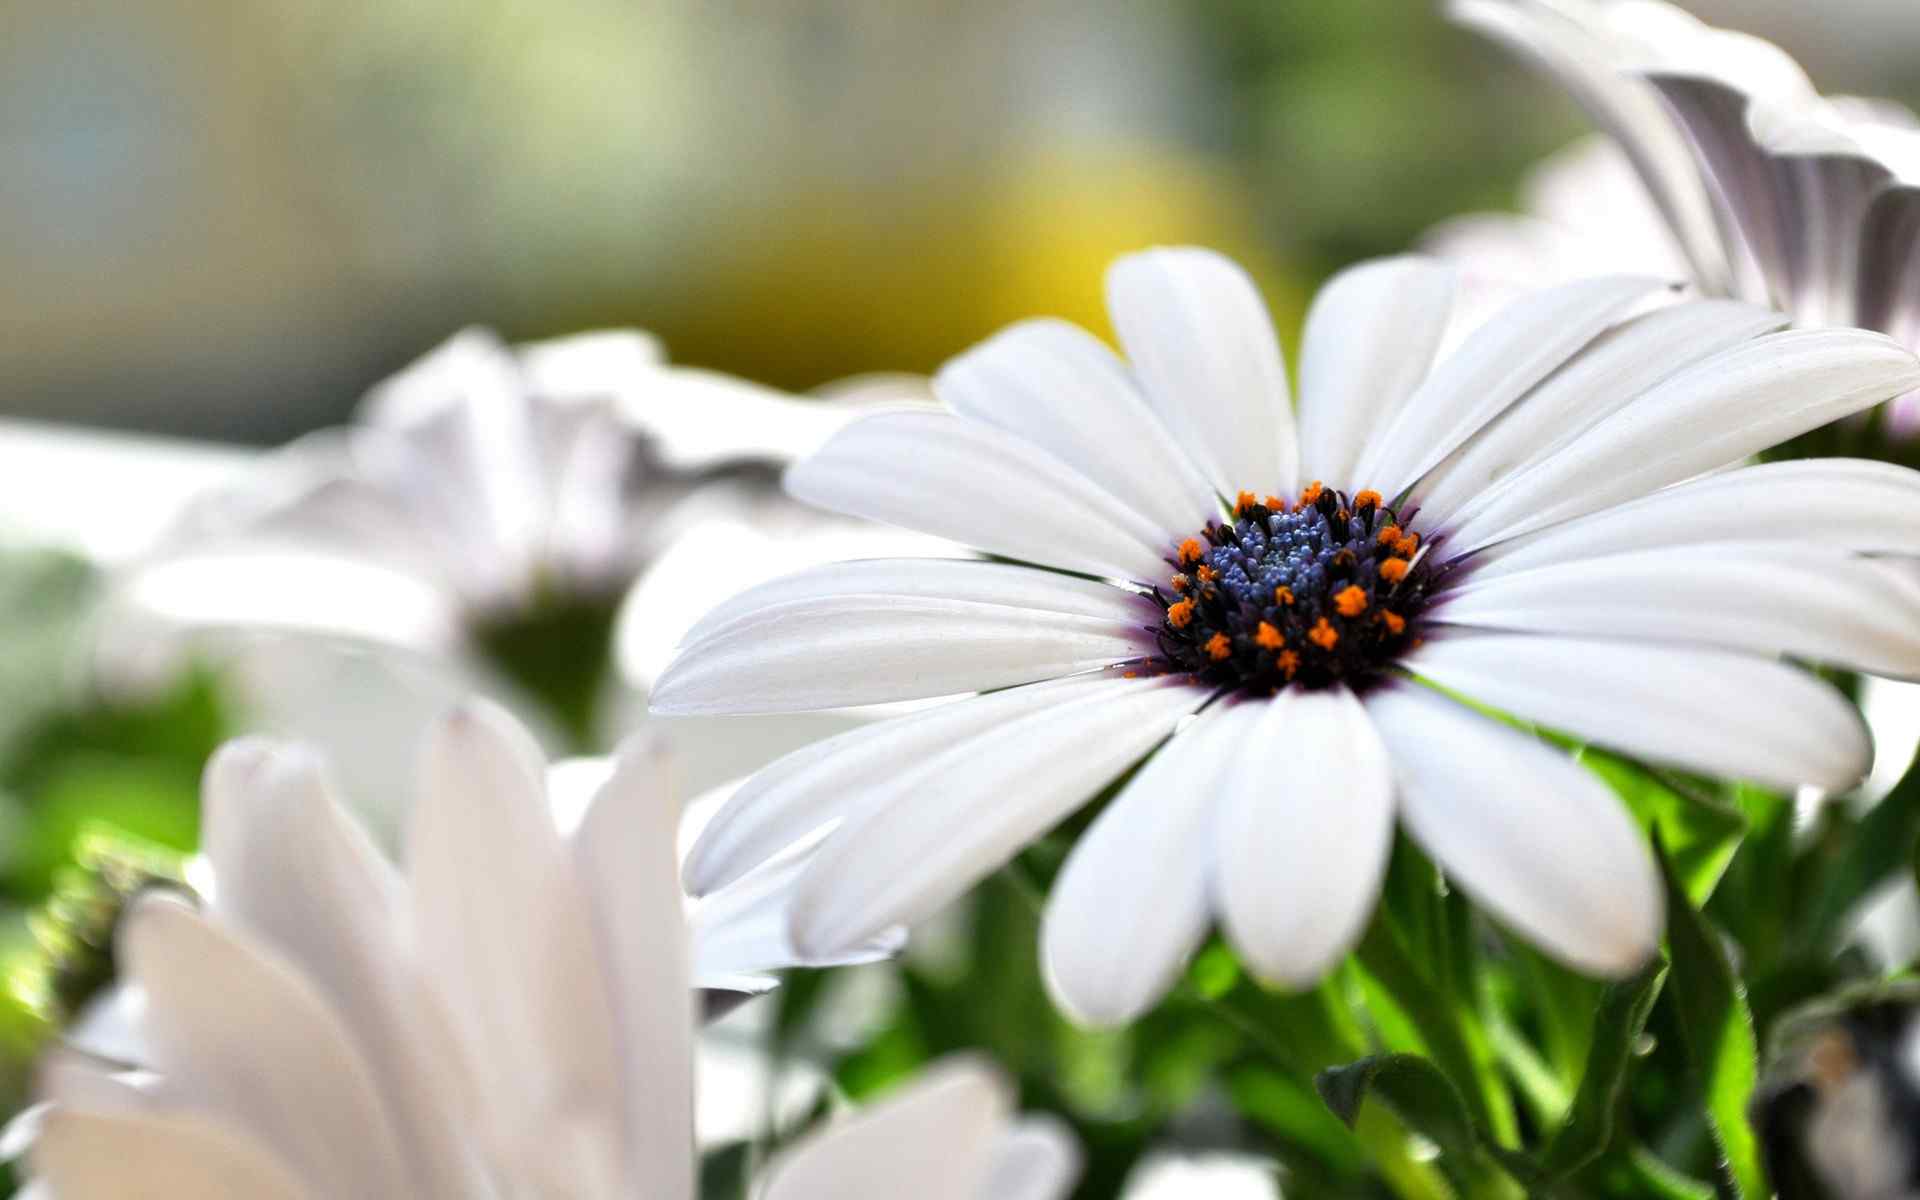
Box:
[1150,484,1434,694]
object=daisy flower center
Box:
[1154,483,1432,694]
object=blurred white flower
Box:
[4,700,1059,1199]
[89,327,945,821]
[136,327,854,624]
[1421,134,1687,335]
[1120,1151,1281,1199]
[655,246,1920,1026]
[753,1058,1080,1200]
[1446,0,1920,433]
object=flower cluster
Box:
[16,5,1920,1196]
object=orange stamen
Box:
[1353,489,1383,509]
[1378,558,1410,585]
[1206,633,1233,661]
[1178,538,1204,565]
[1263,494,1285,511]
[1195,564,1217,583]
[1169,573,1190,594]
[1299,481,1324,506]
[1254,621,1284,650]
[1277,649,1300,679]
[1308,618,1339,650]
[1381,611,1406,635]
[1167,599,1195,628]
[1274,585,1294,606]
[1235,490,1259,515]
[1376,524,1402,547]
[1333,585,1368,617]
[1393,532,1420,557]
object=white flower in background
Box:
[1421,134,1687,334]
[654,246,1920,1027]
[1119,1152,1281,1200]
[1444,0,1920,435]
[6,700,1064,1199]
[91,327,942,822]
[49,701,894,1070]
[131,327,855,634]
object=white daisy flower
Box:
[1445,0,1920,434]
[651,246,1920,1027]
[95,327,919,746]
[51,700,894,1067]
[6,699,1072,1199]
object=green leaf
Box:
[1225,1061,1370,1175]
[1795,751,1920,955]
[1315,1054,1531,1197]
[1621,1145,1718,1200]
[1539,961,1666,1178]
[1656,835,1767,1200]
[1317,1053,1475,1151]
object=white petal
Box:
[61,985,148,1065]
[32,1053,159,1121]
[198,742,483,1200]
[1411,300,1786,529]
[119,895,412,1195]
[618,367,868,471]
[358,328,547,581]
[983,1117,1084,1200]
[1445,0,1737,293]
[650,596,1149,715]
[407,700,628,1197]
[937,318,1219,534]
[1106,247,1298,498]
[30,1109,309,1200]
[516,328,666,392]
[758,1057,1010,1200]
[570,737,696,1200]
[1216,687,1395,988]
[1296,257,1457,490]
[1365,685,1661,977]
[1406,632,1869,791]
[785,411,1169,581]
[690,848,904,984]
[1041,700,1263,1027]
[1473,458,1920,579]
[4,1051,162,1162]
[1355,275,1669,498]
[683,675,1119,895]
[110,549,463,656]
[790,676,1203,955]
[1643,73,1884,321]
[1444,329,1920,552]
[680,558,1157,652]
[1438,544,1920,679]
[1858,185,1920,352]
